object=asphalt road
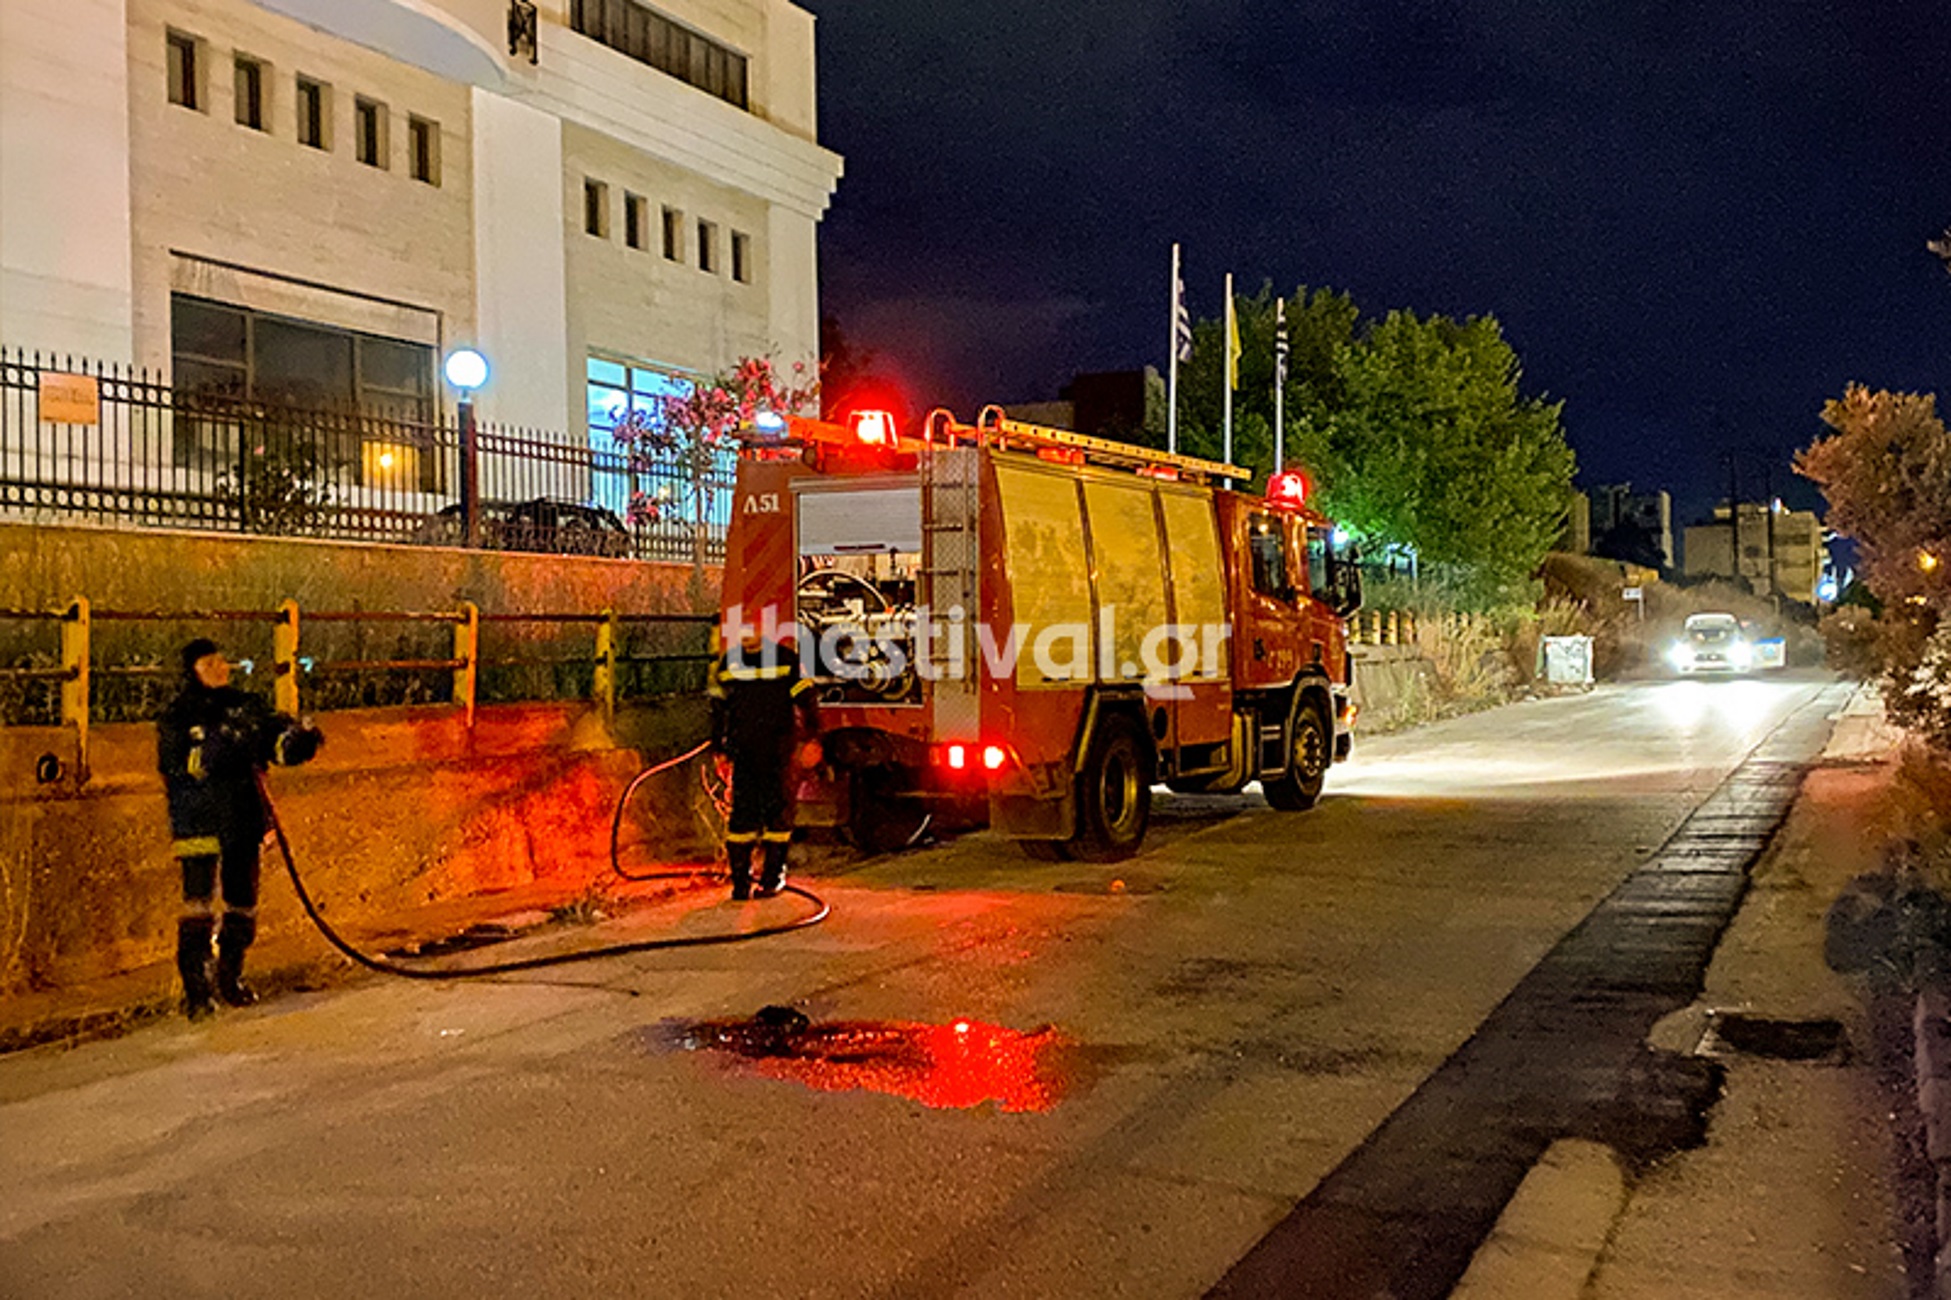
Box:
[0,673,1842,1299]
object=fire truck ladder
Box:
[919,417,981,736]
[970,406,1248,484]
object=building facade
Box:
[1588,483,1673,569]
[1682,502,1825,604]
[0,0,841,473]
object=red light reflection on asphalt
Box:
[679,1016,1072,1113]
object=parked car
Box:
[418,498,633,558]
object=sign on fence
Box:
[38,372,100,426]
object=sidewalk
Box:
[1459,684,1915,1299]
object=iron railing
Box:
[0,347,732,563]
[0,598,715,753]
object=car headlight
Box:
[1729,641,1754,669]
[1667,642,1693,667]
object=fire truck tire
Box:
[1263,698,1330,812]
[1071,713,1154,861]
[1015,839,1071,862]
[847,769,929,855]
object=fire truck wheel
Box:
[1071,713,1154,862]
[1264,699,1330,812]
[1015,839,1071,862]
[847,769,929,855]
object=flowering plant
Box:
[609,356,819,527]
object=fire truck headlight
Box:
[982,745,1008,772]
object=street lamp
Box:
[445,349,488,547]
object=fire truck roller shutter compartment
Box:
[995,463,1097,687]
[1157,488,1235,752]
[794,482,924,705]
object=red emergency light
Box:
[1267,470,1310,508]
[945,743,967,771]
[982,745,1007,772]
[850,410,898,446]
[1137,465,1180,482]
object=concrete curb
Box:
[1913,986,1951,1298]
[1449,1139,1629,1300]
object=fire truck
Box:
[718,406,1363,861]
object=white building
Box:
[0,0,841,508]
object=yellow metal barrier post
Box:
[273,599,300,716]
[60,596,90,780]
[454,602,479,727]
[594,607,617,720]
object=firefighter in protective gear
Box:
[157,638,324,1020]
[708,631,821,901]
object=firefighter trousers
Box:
[726,752,793,888]
[177,828,261,1003]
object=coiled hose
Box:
[257,744,829,980]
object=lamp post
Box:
[445,349,488,547]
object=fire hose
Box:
[257,744,829,981]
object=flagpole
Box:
[1168,243,1181,455]
[1273,296,1286,476]
[1222,272,1234,471]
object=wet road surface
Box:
[0,675,1844,1298]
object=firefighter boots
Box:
[727,838,756,902]
[215,911,258,1007]
[177,915,216,1021]
[757,838,789,898]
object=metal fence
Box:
[0,347,732,563]
[0,598,716,755]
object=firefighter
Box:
[708,629,821,900]
[157,638,324,1020]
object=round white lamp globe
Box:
[444,349,489,392]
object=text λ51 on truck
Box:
[718,405,1363,861]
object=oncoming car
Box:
[1667,612,1756,675]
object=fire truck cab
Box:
[719,407,1362,861]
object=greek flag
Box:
[1174,272,1194,362]
[1275,297,1290,386]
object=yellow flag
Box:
[1225,289,1241,391]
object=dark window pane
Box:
[358,336,431,395]
[254,317,354,407]
[172,297,247,364]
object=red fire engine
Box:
[719,406,1363,861]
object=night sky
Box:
[803,1,1951,531]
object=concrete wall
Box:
[0,699,716,999]
[1350,644,1441,735]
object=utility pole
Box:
[1724,452,1742,587]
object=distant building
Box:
[1589,484,1673,569]
[1005,369,1165,440]
[1683,502,1824,603]
[1559,489,1591,556]
[1,0,842,465]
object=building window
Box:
[233,56,265,130]
[584,179,610,238]
[697,220,718,274]
[586,355,708,520]
[408,116,440,185]
[354,97,387,168]
[661,206,683,262]
[166,31,201,110]
[567,0,749,111]
[730,231,750,283]
[296,77,329,149]
[170,294,438,485]
[624,194,649,250]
